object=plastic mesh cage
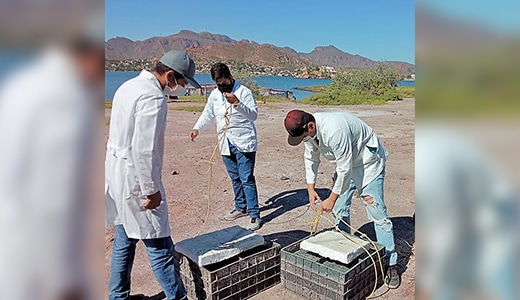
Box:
[177,240,281,300]
[280,232,386,300]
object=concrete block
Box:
[300,230,369,265]
[175,225,265,266]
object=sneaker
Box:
[386,265,400,289]
[223,209,248,221]
[247,217,261,231]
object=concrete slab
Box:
[300,230,369,265]
[175,225,265,266]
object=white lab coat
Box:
[0,48,95,299]
[105,70,170,239]
[193,80,258,155]
[304,111,388,195]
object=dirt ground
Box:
[104,98,415,299]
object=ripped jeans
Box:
[333,169,398,266]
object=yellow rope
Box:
[193,99,233,237]
[305,209,388,298]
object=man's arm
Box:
[224,89,257,121]
[304,141,321,210]
[321,131,353,212]
[132,94,166,198]
[191,94,216,140]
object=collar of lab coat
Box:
[140,70,163,91]
[232,79,239,92]
[227,79,240,93]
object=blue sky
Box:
[106,0,415,64]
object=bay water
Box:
[105,71,414,101]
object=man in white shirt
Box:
[284,109,400,289]
[106,50,200,300]
[189,63,261,230]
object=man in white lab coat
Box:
[105,50,200,300]
[189,63,261,230]
[0,35,103,300]
[284,109,400,289]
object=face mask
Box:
[217,79,234,93]
[165,76,184,96]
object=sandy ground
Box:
[104,98,415,299]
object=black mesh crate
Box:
[177,241,281,300]
[280,232,386,300]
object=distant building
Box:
[319,65,336,73]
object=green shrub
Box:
[395,86,415,98]
[232,69,262,97]
[301,62,413,105]
[301,90,388,105]
[333,62,401,93]
[177,95,207,102]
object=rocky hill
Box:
[185,41,316,76]
[105,30,235,60]
[300,45,374,69]
[300,45,414,74]
[105,30,415,76]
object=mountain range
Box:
[105,30,414,75]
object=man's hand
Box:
[307,185,321,211]
[320,193,340,212]
[142,190,162,210]
[320,197,336,212]
[189,129,199,142]
[223,92,239,105]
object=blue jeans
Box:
[333,170,398,266]
[108,225,186,300]
[221,142,260,218]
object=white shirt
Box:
[304,111,388,195]
[193,80,258,155]
[105,70,171,239]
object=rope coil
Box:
[193,97,234,237]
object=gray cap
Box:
[159,50,201,88]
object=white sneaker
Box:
[247,217,261,231]
[223,209,248,221]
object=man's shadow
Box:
[355,216,415,274]
[260,188,331,224]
